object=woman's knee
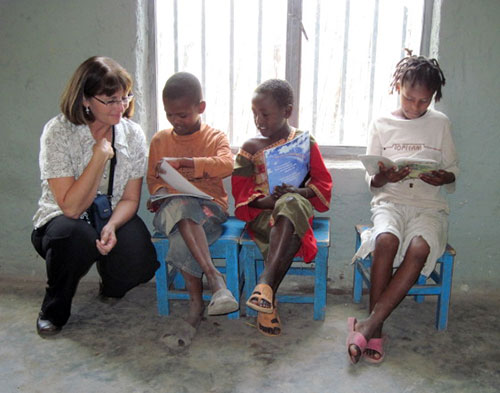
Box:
[43,216,97,249]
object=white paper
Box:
[151,159,213,201]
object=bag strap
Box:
[107,126,116,198]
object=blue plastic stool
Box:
[240,217,330,320]
[353,224,456,330]
[152,217,246,320]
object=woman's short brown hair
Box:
[60,56,134,125]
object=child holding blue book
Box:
[232,79,332,336]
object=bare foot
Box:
[246,283,274,313]
[347,318,372,364]
[185,298,205,329]
[363,324,383,361]
[205,271,226,294]
[249,297,272,309]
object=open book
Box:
[264,131,310,193]
[149,159,213,203]
[358,155,439,179]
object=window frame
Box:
[150,0,435,158]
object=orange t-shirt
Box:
[147,124,233,211]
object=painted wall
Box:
[1,0,498,291]
[434,0,500,291]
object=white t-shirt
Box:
[366,108,459,213]
[33,114,148,228]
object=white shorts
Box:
[353,202,448,277]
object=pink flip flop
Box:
[364,337,386,364]
[346,317,367,365]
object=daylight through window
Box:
[156,0,425,148]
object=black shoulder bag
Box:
[87,127,116,235]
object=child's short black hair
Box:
[390,50,446,101]
[162,72,203,104]
[254,79,294,108]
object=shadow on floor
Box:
[0,276,499,393]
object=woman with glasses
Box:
[31,56,159,337]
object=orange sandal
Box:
[257,301,281,337]
[246,283,274,314]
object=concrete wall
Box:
[1,0,499,291]
[434,0,500,291]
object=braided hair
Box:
[390,49,446,102]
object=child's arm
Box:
[365,121,410,188]
[419,170,455,186]
[146,135,164,195]
[304,142,332,212]
[147,134,178,197]
[232,148,267,222]
[371,162,411,187]
[192,130,233,179]
[420,121,458,188]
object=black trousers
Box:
[31,215,159,327]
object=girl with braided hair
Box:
[347,51,459,364]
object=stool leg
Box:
[173,270,186,289]
[314,247,328,320]
[353,259,364,304]
[353,230,363,303]
[241,245,258,317]
[153,242,170,316]
[436,253,454,330]
[414,275,426,304]
[225,244,240,320]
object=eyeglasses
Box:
[92,94,134,106]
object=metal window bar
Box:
[173,0,179,73]
[228,0,235,143]
[158,0,429,149]
[311,0,321,138]
[368,0,380,125]
[257,0,263,85]
[201,0,206,99]
[338,0,350,144]
[401,6,409,59]
[420,0,435,57]
[286,0,303,128]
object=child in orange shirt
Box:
[147,72,238,348]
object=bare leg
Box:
[369,233,400,338]
[249,216,301,309]
[180,270,205,328]
[178,219,226,293]
[349,236,430,361]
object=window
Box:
[156,0,427,148]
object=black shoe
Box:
[36,314,62,337]
[98,282,123,305]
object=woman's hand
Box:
[371,162,410,187]
[93,138,115,161]
[419,170,455,186]
[96,222,117,255]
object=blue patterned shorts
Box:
[153,196,228,278]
